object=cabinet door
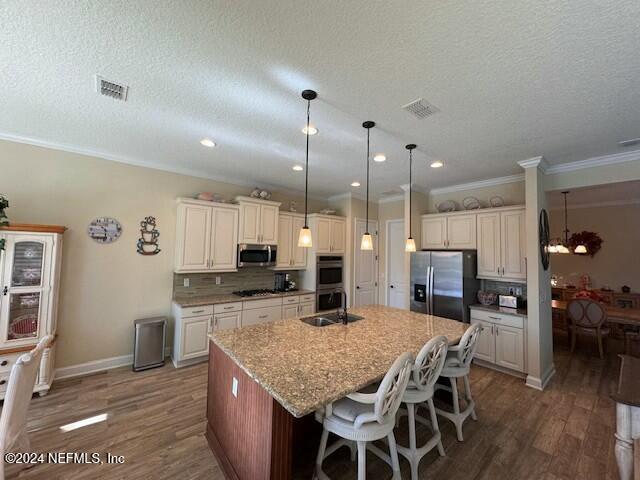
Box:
[500,209,526,280]
[291,215,307,268]
[315,218,332,254]
[447,214,476,249]
[276,215,293,268]
[241,306,282,326]
[282,304,299,320]
[330,219,346,254]
[239,202,261,244]
[175,203,211,271]
[495,325,525,372]
[421,217,446,249]
[260,205,279,245]
[471,319,495,363]
[299,302,315,316]
[181,315,211,359]
[210,207,239,271]
[476,212,501,278]
[0,235,53,346]
[213,312,241,331]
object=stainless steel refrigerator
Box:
[410,250,479,323]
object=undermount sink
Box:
[300,313,365,327]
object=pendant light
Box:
[360,121,375,251]
[297,89,317,248]
[549,191,587,254]
[405,144,417,252]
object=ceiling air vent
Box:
[402,98,439,119]
[95,75,129,101]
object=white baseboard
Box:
[525,363,556,391]
[55,347,172,380]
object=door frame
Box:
[352,217,379,306]
[385,218,404,307]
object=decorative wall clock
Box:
[539,209,550,271]
[87,217,122,243]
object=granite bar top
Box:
[209,305,467,418]
[470,303,528,317]
[173,289,316,307]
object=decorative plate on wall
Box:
[87,217,122,244]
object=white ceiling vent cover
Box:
[402,98,440,119]
[95,75,129,101]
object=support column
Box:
[518,157,555,390]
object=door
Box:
[299,302,315,316]
[431,251,464,321]
[447,215,476,249]
[471,319,495,363]
[276,214,293,268]
[495,325,525,372]
[388,220,409,309]
[282,304,299,319]
[214,312,241,331]
[291,215,307,268]
[0,235,53,346]
[181,315,210,359]
[476,212,500,278]
[500,209,526,280]
[260,205,279,244]
[421,216,446,249]
[239,202,261,244]
[176,203,211,271]
[210,207,239,271]
[331,219,346,254]
[315,218,332,254]
[354,219,378,307]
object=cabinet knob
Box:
[0,361,7,366]
[2,286,7,296]
[390,285,394,289]
[0,380,5,386]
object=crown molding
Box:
[545,148,640,175]
[0,130,328,202]
[429,173,525,196]
[517,156,548,172]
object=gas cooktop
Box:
[232,289,278,298]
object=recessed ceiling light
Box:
[302,125,318,135]
[351,181,361,187]
[430,160,444,168]
[373,154,386,162]
[200,138,216,148]
[292,165,304,171]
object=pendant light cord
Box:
[563,191,569,244]
[409,149,412,238]
[365,127,370,234]
[304,99,310,228]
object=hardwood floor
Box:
[8,337,622,479]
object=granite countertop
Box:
[173,289,316,307]
[470,303,528,317]
[209,305,467,418]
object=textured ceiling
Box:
[2,1,640,198]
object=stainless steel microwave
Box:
[237,244,277,268]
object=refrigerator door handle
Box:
[428,266,435,315]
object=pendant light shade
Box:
[574,244,587,254]
[298,89,317,248]
[405,144,417,253]
[360,121,375,251]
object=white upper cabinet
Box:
[275,212,307,270]
[421,213,476,250]
[236,197,281,245]
[310,215,346,254]
[476,207,526,281]
[175,199,239,273]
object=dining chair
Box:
[314,351,413,480]
[623,325,639,357]
[434,323,481,442]
[567,298,609,359]
[395,335,448,480]
[0,335,54,480]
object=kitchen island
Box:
[205,304,467,480]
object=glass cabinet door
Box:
[11,241,44,287]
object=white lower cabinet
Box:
[470,308,526,374]
[213,311,241,331]
[181,315,211,360]
[299,302,315,316]
[242,306,282,326]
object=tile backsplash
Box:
[481,279,527,299]
[173,269,300,298]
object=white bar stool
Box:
[314,351,413,480]
[435,323,481,441]
[395,335,448,480]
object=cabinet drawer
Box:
[282,296,300,305]
[0,352,21,373]
[180,304,214,318]
[241,306,282,326]
[299,294,315,303]
[213,302,243,314]
[243,297,283,310]
[470,308,524,329]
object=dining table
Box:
[552,300,640,327]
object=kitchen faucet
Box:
[329,289,348,324]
